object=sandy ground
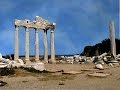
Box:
[1,63,120,90]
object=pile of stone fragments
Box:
[0,53,24,68]
[0,53,45,75]
[60,53,120,70]
[94,53,120,70]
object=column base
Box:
[25,60,31,64]
[36,60,40,63]
[49,59,56,64]
[44,60,48,64]
[14,59,19,61]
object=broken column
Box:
[14,25,19,61]
[35,28,39,62]
[25,27,30,64]
[44,30,48,63]
[109,21,116,58]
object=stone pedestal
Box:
[14,25,19,61]
[35,29,39,62]
[44,30,48,63]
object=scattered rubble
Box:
[60,53,120,69]
[0,52,120,76]
[0,53,46,75]
[95,64,104,70]
[0,53,24,68]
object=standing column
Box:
[109,21,116,58]
[35,28,39,62]
[25,27,30,64]
[14,25,19,61]
[44,30,48,63]
[50,29,56,63]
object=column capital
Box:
[15,25,19,30]
[25,27,29,31]
[34,28,39,32]
[51,29,54,33]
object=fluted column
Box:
[14,25,19,61]
[25,27,30,64]
[44,30,48,63]
[50,29,56,63]
[35,28,39,62]
[109,21,116,58]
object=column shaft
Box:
[44,30,48,63]
[14,25,19,61]
[109,21,116,58]
[25,27,30,63]
[50,30,56,63]
[35,29,39,62]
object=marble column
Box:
[50,29,56,63]
[44,30,48,63]
[25,27,30,64]
[109,21,116,58]
[35,28,39,62]
[14,25,19,61]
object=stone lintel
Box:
[15,18,51,30]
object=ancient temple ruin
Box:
[14,16,56,64]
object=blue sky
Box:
[0,0,119,55]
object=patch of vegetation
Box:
[81,38,120,57]
[0,67,15,76]
[20,67,49,73]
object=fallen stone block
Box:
[59,81,65,85]
[95,64,104,70]
[88,72,111,78]
[62,71,82,75]
[81,69,99,71]
[108,63,114,67]
[108,60,118,63]
[46,69,63,73]
[0,62,8,68]
[24,62,45,71]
